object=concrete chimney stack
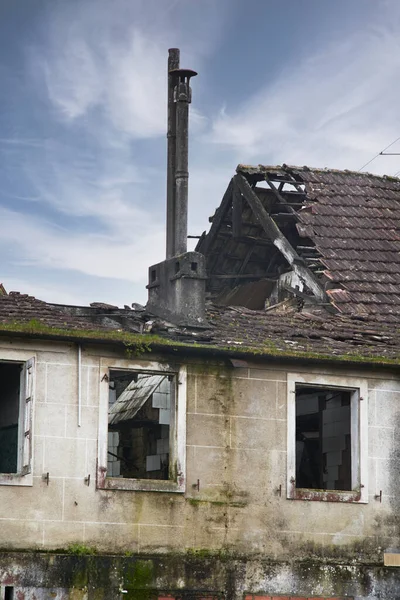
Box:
[146,50,207,328]
[166,48,180,260]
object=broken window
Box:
[287,374,368,502]
[3,587,14,600]
[98,360,187,492]
[107,370,175,480]
[296,385,352,491]
[0,359,34,481]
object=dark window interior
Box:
[107,370,174,480]
[5,587,14,600]
[296,385,352,491]
[0,363,21,474]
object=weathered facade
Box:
[2,49,400,599]
[0,289,400,599]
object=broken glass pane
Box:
[107,370,174,480]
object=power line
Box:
[358,135,400,172]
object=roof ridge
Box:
[236,163,400,182]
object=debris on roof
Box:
[0,291,400,365]
[2,165,400,366]
[197,164,400,321]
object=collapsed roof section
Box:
[1,291,400,364]
[196,164,400,320]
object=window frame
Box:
[0,351,35,487]
[97,357,187,493]
[287,372,368,503]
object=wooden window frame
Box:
[0,353,35,487]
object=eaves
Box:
[0,323,399,374]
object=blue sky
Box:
[1,0,400,306]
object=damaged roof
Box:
[1,291,400,366]
[2,165,400,367]
[197,164,400,321]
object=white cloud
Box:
[0,205,164,283]
[43,37,103,120]
[9,0,232,306]
[10,0,400,309]
[33,0,229,139]
[208,10,400,175]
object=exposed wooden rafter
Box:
[233,173,327,303]
[198,179,233,256]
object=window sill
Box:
[97,470,185,493]
[0,472,33,487]
[289,487,365,503]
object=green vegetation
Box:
[0,318,399,367]
[124,559,155,600]
[66,543,97,556]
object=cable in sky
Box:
[358,135,400,172]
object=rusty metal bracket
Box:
[84,474,91,486]
[276,484,282,497]
[101,373,109,383]
[375,490,383,503]
[42,472,50,486]
[192,479,200,491]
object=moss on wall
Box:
[1,551,400,600]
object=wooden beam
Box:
[264,176,298,215]
[215,253,273,265]
[283,284,318,303]
[234,242,257,287]
[270,213,298,221]
[198,179,233,255]
[218,218,261,229]
[233,174,326,302]
[232,184,243,239]
[217,232,271,246]
[210,274,277,280]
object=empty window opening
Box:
[4,586,14,600]
[175,261,180,274]
[151,269,157,283]
[107,370,175,480]
[296,385,352,491]
[191,262,198,272]
[0,363,22,474]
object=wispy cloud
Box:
[208,5,400,175]
[1,0,231,304]
[32,0,229,138]
[4,0,400,307]
[0,205,164,282]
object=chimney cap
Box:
[169,68,198,80]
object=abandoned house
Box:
[1,49,400,600]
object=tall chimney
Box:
[146,50,207,328]
[167,60,197,257]
[166,48,180,259]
